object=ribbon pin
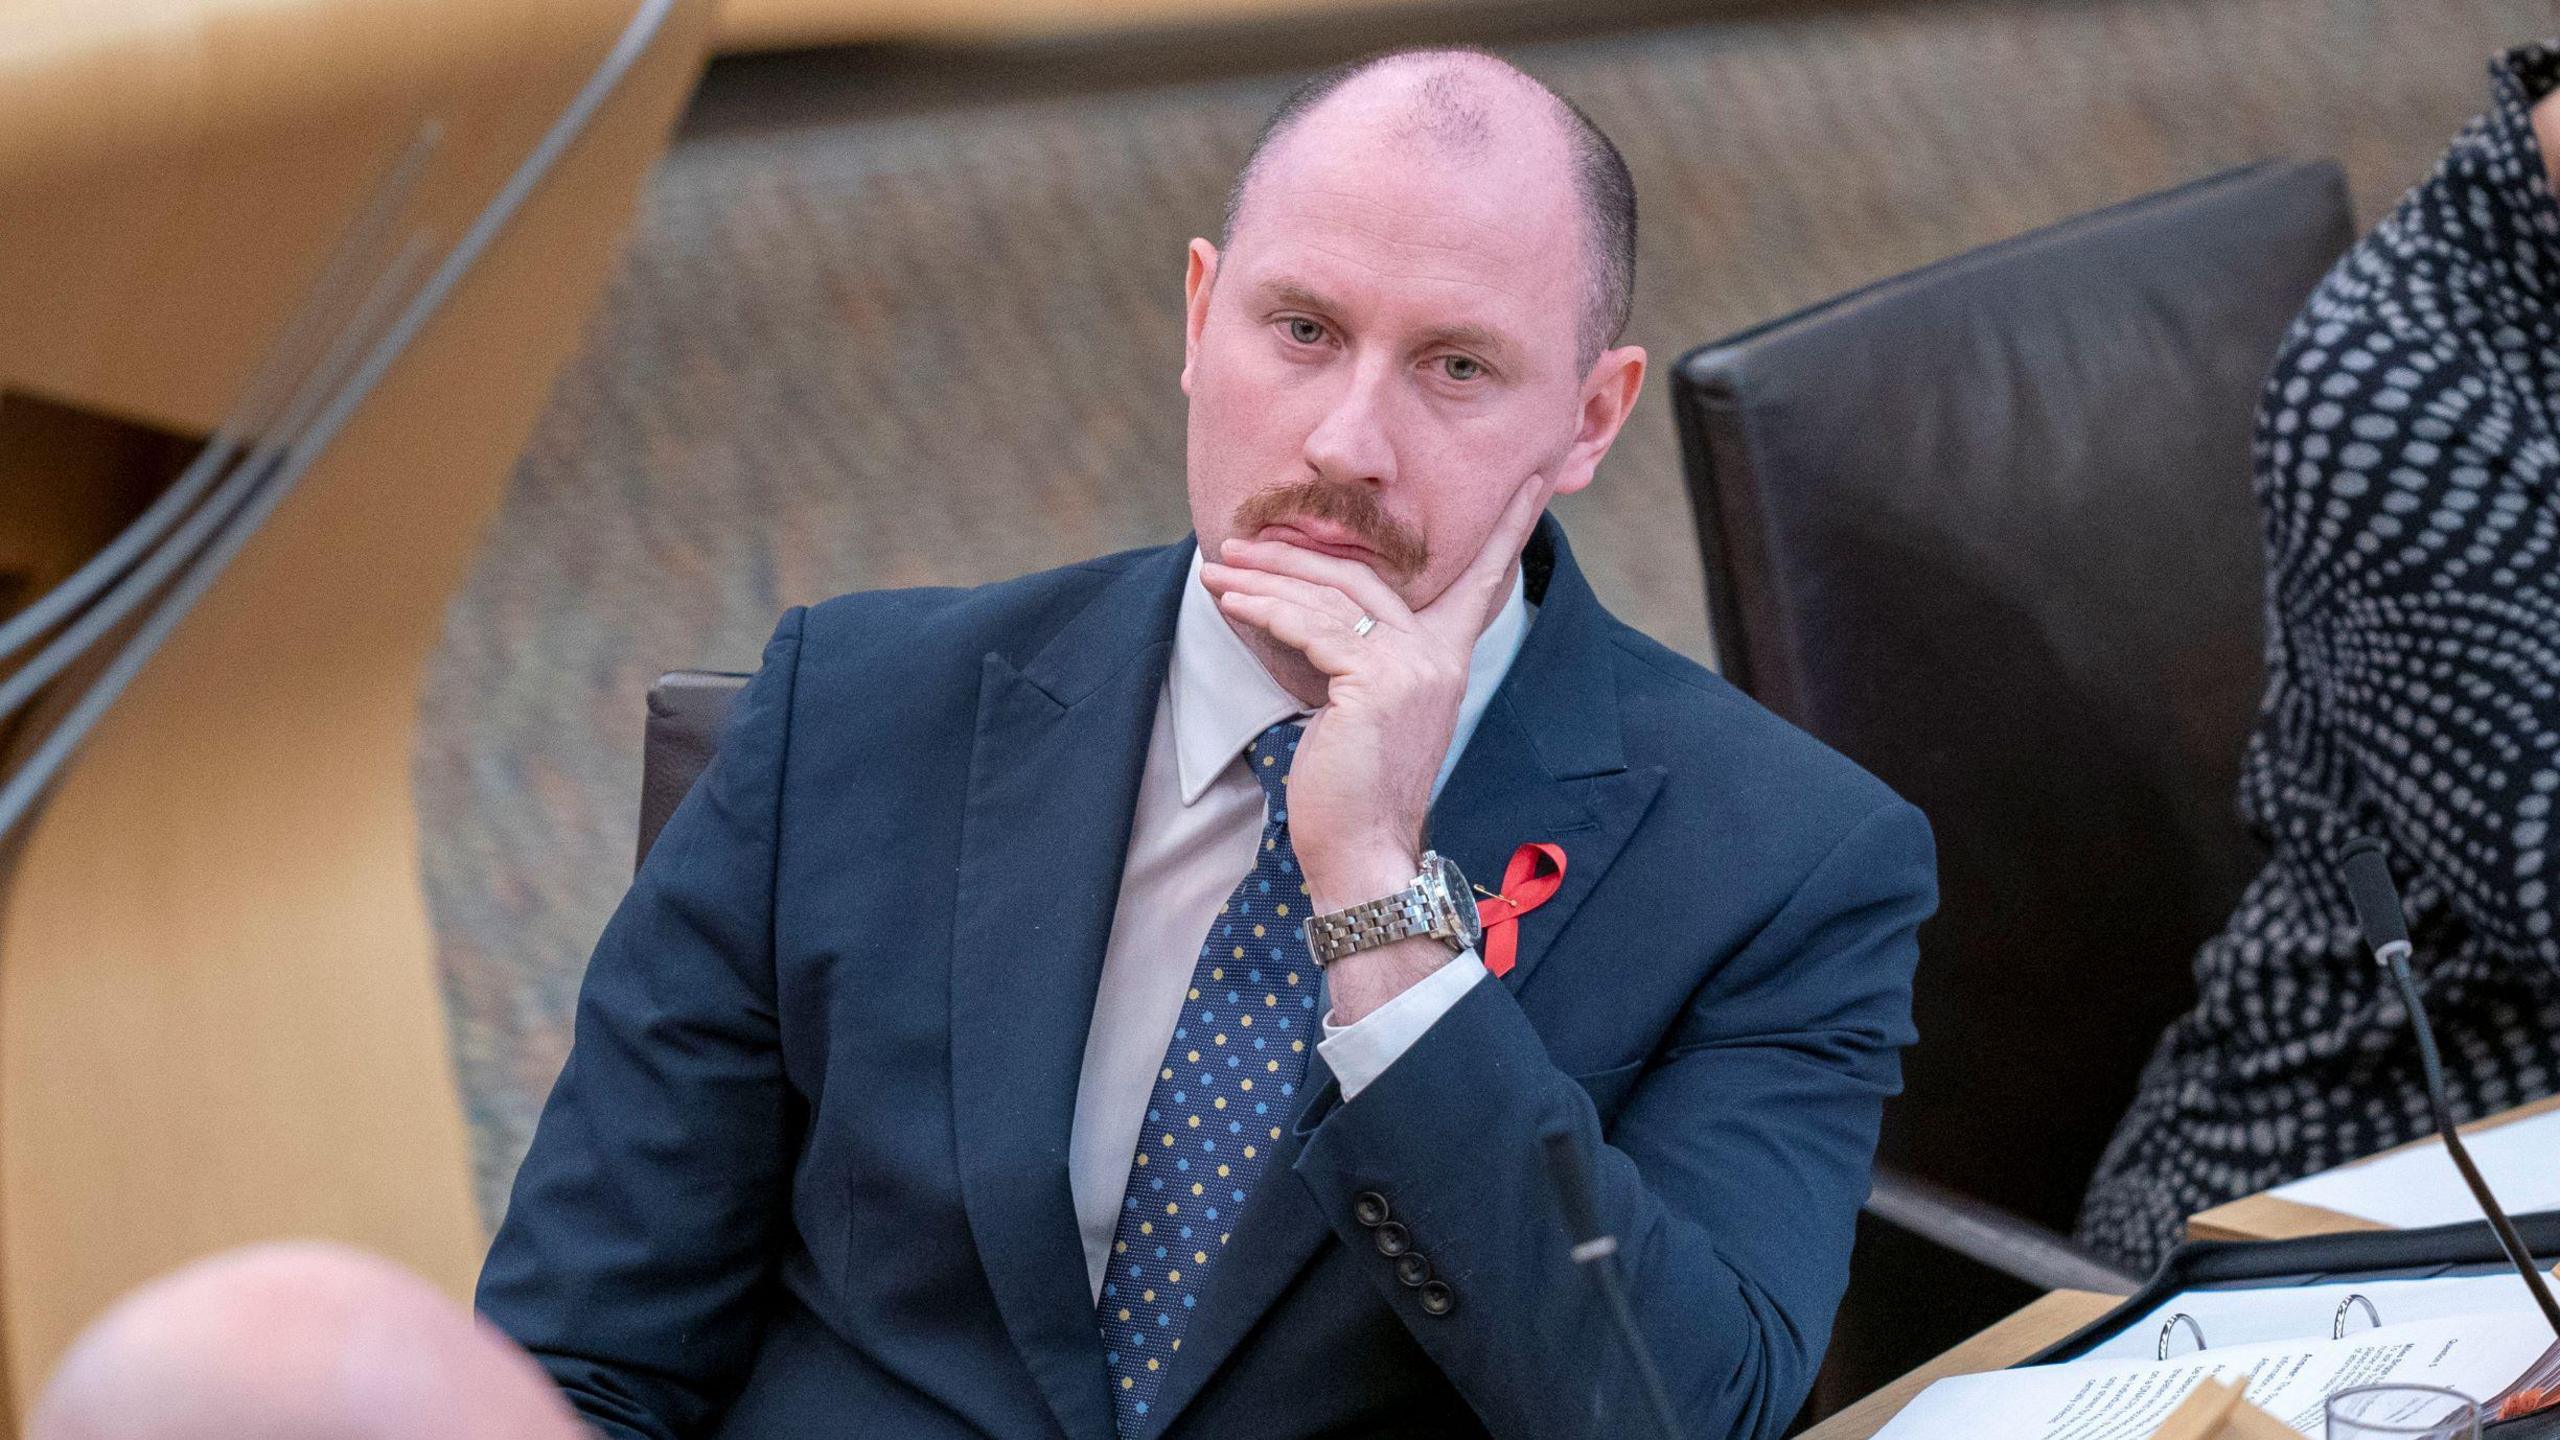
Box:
[1474,842,1566,978]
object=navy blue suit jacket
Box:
[478,518,1934,1440]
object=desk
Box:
[1806,1094,2560,1439]
[1801,1289,2121,1440]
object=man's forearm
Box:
[1290,977,1852,1440]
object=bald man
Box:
[30,1245,584,1440]
[60,46,1931,1440]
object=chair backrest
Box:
[1670,160,2353,1233]
[638,669,750,872]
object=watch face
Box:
[1427,852,1481,951]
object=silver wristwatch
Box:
[1299,852,1482,966]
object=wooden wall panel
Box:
[0,394,196,637]
[0,0,718,1420]
[710,0,1425,55]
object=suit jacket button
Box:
[1373,1221,1411,1257]
[1418,1280,1456,1317]
[1394,1252,1432,1288]
[1354,1192,1391,1227]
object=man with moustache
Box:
[478,42,1943,1440]
[32,44,1935,1440]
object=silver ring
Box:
[1351,614,1377,638]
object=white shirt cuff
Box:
[1316,953,1488,1102]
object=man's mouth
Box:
[1256,521,1375,564]
[1229,480,1427,580]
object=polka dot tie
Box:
[1098,721,1318,1435]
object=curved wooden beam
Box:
[710,0,1420,54]
[0,0,718,1422]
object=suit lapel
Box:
[1431,516,1664,997]
[1427,700,1663,999]
[1139,519,1662,1437]
[950,544,1190,1440]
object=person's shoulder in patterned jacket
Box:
[2078,39,2560,1275]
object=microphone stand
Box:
[1541,1128,1685,1440]
[2338,837,2560,1339]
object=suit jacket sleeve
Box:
[476,608,808,1440]
[1289,797,1933,1440]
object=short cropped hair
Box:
[1221,47,1638,370]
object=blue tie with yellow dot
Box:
[1098,720,1318,1435]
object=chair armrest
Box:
[1865,1165,2140,1295]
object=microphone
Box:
[1541,1127,1684,1440]
[2337,836,2413,967]
[2334,837,2560,1339]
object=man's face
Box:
[1180,111,1616,611]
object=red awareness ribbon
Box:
[1477,842,1566,978]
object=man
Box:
[37,45,1932,1440]
[30,1244,587,1440]
[474,46,1932,1439]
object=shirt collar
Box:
[1168,545,1532,807]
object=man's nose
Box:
[1300,359,1397,488]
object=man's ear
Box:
[1549,344,1647,497]
[1181,238,1220,397]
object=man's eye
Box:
[1439,355,1484,382]
[1284,318,1326,345]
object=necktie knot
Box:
[1246,721,1302,809]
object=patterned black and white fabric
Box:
[2079,40,2560,1274]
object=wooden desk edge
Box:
[2186,1192,2388,1243]
[1800,1289,2123,1440]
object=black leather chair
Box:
[1671,159,2354,1404]
[637,669,751,872]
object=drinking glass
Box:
[2325,1384,2481,1439]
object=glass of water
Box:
[2325,1384,2481,1439]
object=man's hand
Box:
[1199,472,1549,1022]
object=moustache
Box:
[1230,481,1430,582]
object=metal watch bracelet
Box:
[1298,852,1475,966]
